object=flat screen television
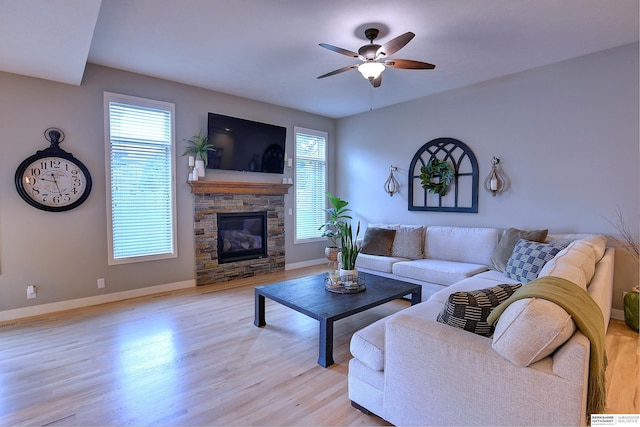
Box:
[206,112,287,174]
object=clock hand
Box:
[50,173,63,194]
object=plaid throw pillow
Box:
[505,239,563,283]
[436,284,522,336]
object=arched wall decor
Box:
[408,137,479,213]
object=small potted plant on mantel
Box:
[183,131,215,179]
[318,193,352,268]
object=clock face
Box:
[16,155,92,212]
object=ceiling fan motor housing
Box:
[359,44,381,60]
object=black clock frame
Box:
[15,133,92,212]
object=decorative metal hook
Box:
[384,165,400,197]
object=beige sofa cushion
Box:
[492,298,576,366]
[356,253,407,273]
[392,259,489,286]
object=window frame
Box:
[104,91,177,265]
[293,126,328,244]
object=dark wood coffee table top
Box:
[254,272,421,367]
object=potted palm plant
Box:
[183,131,215,177]
[318,193,352,266]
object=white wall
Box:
[335,43,639,310]
[0,64,334,313]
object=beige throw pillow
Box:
[391,226,424,259]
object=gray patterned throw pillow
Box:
[504,239,563,283]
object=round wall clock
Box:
[15,128,92,212]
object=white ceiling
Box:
[1,0,638,118]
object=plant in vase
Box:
[606,208,639,332]
[339,221,361,288]
[183,131,215,178]
[318,192,352,268]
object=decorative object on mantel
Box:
[419,158,454,196]
[408,137,479,213]
[384,165,400,197]
[188,155,198,181]
[183,131,215,178]
[483,156,507,196]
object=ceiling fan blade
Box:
[319,43,359,58]
[384,59,436,69]
[317,64,358,79]
[370,74,382,88]
[376,32,415,58]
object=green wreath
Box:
[420,158,454,196]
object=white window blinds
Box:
[105,93,176,264]
[294,127,327,243]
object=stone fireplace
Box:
[189,181,291,285]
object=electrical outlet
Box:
[27,285,37,299]
[97,278,106,288]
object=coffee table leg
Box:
[254,290,266,327]
[411,287,422,305]
[318,318,334,367]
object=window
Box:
[294,127,327,243]
[104,92,177,264]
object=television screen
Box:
[206,112,287,174]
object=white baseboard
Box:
[611,308,624,321]
[0,279,196,323]
[285,258,326,270]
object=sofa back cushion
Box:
[538,235,607,289]
[424,226,499,265]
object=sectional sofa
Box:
[349,225,614,426]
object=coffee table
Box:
[254,272,422,367]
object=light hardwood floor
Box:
[0,266,637,426]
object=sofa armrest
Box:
[383,313,588,426]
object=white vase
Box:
[339,268,359,289]
[195,158,205,177]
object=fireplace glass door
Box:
[217,212,268,263]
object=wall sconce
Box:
[384,165,400,197]
[484,157,506,197]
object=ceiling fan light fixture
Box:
[358,62,385,80]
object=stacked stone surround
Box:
[190,181,291,285]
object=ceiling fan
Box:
[317,28,435,88]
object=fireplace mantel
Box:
[188,180,292,195]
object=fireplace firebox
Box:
[217,212,268,264]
